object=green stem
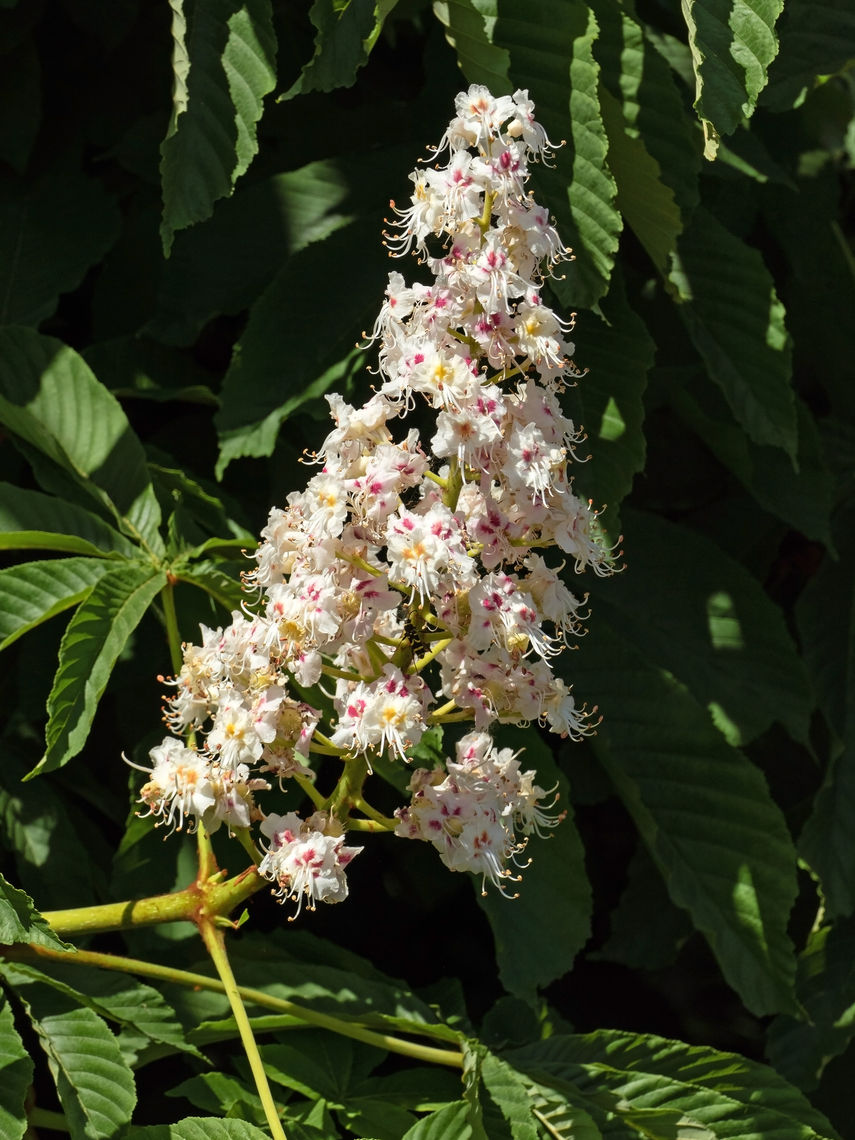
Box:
[42,866,265,937]
[160,580,184,677]
[196,820,218,882]
[199,918,288,1140]
[411,637,453,674]
[17,945,464,1067]
[293,772,327,810]
[28,1107,69,1133]
[443,456,464,512]
[329,753,371,818]
[353,796,398,829]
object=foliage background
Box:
[1,0,855,1136]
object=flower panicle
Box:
[130,85,616,912]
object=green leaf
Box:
[767,916,855,1090]
[599,87,683,280]
[260,1030,382,1102]
[21,994,137,1140]
[521,1076,602,1140]
[0,747,106,911]
[588,509,811,746]
[0,994,32,1140]
[599,845,692,972]
[669,207,797,460]
[665,369,833,546]
[32,561,167,778]
[0,169,120,325]
[215,218,389,475]
[168,926,451,1038]
[763,0,855,111]
[0,959,204,1066]
[159,0,277,254]
[507,1031,842,1140]
[562,267,653,541]
[0,557,111,653]
[126,1122,270,1140]
[573,616,798,1016]
[481,1051,540,1140]
[402,1100,479,1140]
[476,727,591,998]
[176,560,245,612]
[0,328,163,553]
[591,4,700,215]
[432,0,512,93]
[796,504,855,916]
[0,482,138,557]
[495,0,622,309]
[167,1072,264,1123]
[0,871,73,952]
[681,0,785,156]
[150,161,362,345]
[283,0,397,99]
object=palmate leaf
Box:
[0,169,120,325]
[0,994,32,1140]
[0,872,71,951]
[126,1121,270,1140]
[665,369,833,546]
[150,160,362,345]
[0,557,111,652]
[14,981,136,1140]
[402,1100,481,1139]
[587,509,811,747]
[669,207,797,461]
[591,3,700,216]
[476,726,591,998]
[762,0,855,111]
[796,502,855,916]
[0,328,163,554]
[493,0,622,309]
[160,0,277,255]
[561,266,653,541]
[506,1031,842,1140]
[215,217,389,475]
[480,1051,540,1140]
[599,87,683,281]
[0,483,138,558]
[432,0,512,93]
[571,616,798,1016]
[766,915,855,1090]
[31,561,167,779]
[283,0,399,99]
[174,560,245,612]
[681,0,785,157]
[0,745,105,911]
[0,959,204,1066]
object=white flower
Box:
[259,812,362,914]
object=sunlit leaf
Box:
[0,557,111,653]
[0,994,32,1140]
[32,562,167,778]
[283,0,399,99]
[0,872,71,952]
[572,617,798,1015]
[494,0,622,309]
[160,0,277,254]
[669,207,796,460]
[681,0,785,156]
[0,328,163,554]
